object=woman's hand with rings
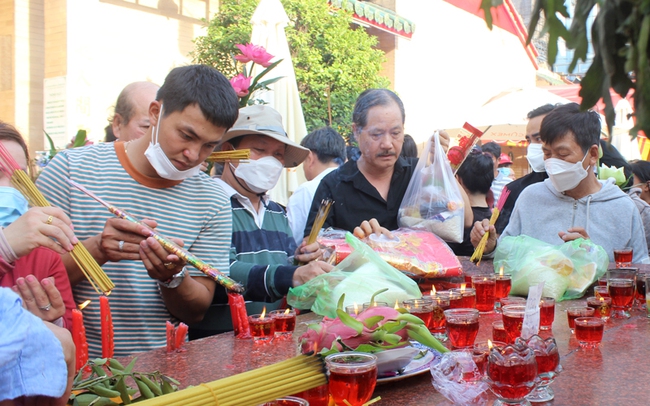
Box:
[12,275,66,322]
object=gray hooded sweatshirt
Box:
[501,178,650,264]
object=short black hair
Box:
[630,159,650,182]
[457,148,494,194]
[300,126,346,165]
[481,142,501,160]
[400,134,418,159]
[157,65,239,129]
[540,103,601,153]
[352,89,405,129]
[527,103,560,119]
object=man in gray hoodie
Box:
[472,103,649,264]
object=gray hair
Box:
[352,89,405,129]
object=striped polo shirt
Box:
[36,142,232,357]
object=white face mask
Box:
[526,143,546,173]
[231,156,284,194]
[144,104,201,181]
[544,151,590,192]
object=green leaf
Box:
[336,308,364,334]
[72,129,87,148]
[369,288,388,304]
[337,293,346,311]
[362,315,385,329]
[43,131,58,159]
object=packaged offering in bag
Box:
[287,233,421,318]
[317,228,462,278]
[494,235,609,301]
[398,131,465,243]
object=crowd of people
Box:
[1,63,649,404]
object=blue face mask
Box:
[0,187,29,228]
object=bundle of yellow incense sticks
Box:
[137,354,327,406]
[0,146,114,294]
[206,149,250,162]
[306,199,334,245]
[470,188,511,265]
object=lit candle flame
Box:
[431,286,437,296]
[460,283,466,292]
[261,306,266,319]
[483,277,487,282]
[499,265,504,276]
[600,297,605,303]
[354,302,359,315]
[284,308,291,315]
[488,339,493,349]
[394,299,400,310]
[78,300,91,310]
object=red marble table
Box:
[121,262,650,405]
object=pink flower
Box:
[235,43,275,67]
[229,74,251,97]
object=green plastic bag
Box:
[494,236,609,301]
[287,233,422,318]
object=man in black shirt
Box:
[304,89,457,237]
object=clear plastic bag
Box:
[398,132,465,243]
[494,235,609,301]
[286,233,421,318]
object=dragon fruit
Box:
[299,290,449,356]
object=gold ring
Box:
[164,262,175,270]
[46,215,54,225]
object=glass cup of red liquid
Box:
[539,297,555,331]
[586,296,612,320]
[292,385,330,406]
[566,306,594,333]
[261,396,310,406]
[635,271,649,310]
[325,352,378,406]
[451,287,477,309]
[472,274,497,314]
[472,340,506,378]
[521,335,562,403]
[607,268,637,318]
[249,312,275,341]
[362,301,388,310]
[437,290,463,309]
[495,274,512,312]
[444,308,480,349]
[427,296,450,341]
[594,285,609,299]
[492,321,508,343]
[613,247,633,268]
[574,317,605,349]
[501,304,526,344]
[403,298,434,328]
[269,309,296,336]
[485,341,539,406]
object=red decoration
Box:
[72,309,89,372]
[228,293,252,339]
[166,321,189,353]
[99,295,114,359]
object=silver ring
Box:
[118,240,125,252]
[39,303,52,311]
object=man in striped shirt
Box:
[36,65,239,356]
[190,105,333,339]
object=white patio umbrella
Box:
[249,0,307,206]
[610,98,641,160]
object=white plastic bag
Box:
[398,132,465,243]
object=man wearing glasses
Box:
[472,103,649,264]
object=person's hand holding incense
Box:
[11,276,65,323]
[139,236,186,282]
[470,219,497,254]
[353,218,394,240]
[4,207,78,258]
[295,240,325,263]
[97,217,159,263]
[292,260,334,287]
[559,227,590,242]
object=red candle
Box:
[228,293,252,339]
[72,307,89,372]
[166,321,175,353]
[175,322,188,350]
[100,295,114,359]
